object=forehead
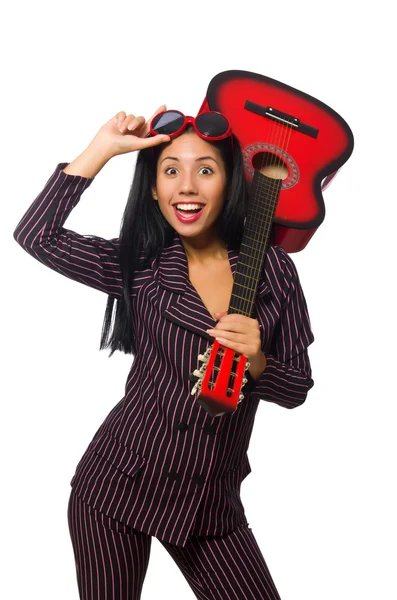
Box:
[157,131,222,163]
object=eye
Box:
[199,166,214,175]
[165,167,178,175]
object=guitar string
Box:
[244,116,294,314]
[241,117,293,316]
[239,117,288,316]
[209,103,291,396]
[212,115,292,398]
[242,109,289,314]
[236,113,294,317]
[238,121,279,315]
[211,119,289,395]
[234,116,281,316]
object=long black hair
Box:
[100,125,250,357]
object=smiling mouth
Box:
[173,204,206,214]
[175,208,203,215]
[172,205,206,222]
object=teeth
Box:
[175,204,204,211]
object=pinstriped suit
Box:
[14,162,315,597]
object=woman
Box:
[13,105,315,599]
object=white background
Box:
[2,0,396,598]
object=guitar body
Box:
[198,70,354,252]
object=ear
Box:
[151,185,158,201]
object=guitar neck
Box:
[228,170,281,317]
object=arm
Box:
[246,248,315,409]
[13,160,124,299]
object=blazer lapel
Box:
[158,232,271,341]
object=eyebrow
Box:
[160,155,219,165]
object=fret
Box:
[254,173,283,187]
[239,240,270,255]
[255,185,281,199]
[232,280,258,293]
[255,175,282,190]
[248,210,276,223]
[230,292,257,302]
[250,179,278,194]
[251,205,277,219]
[243,220,272,234]
[253,188,280,201]
[247,216,274,229]
[238,255,265,267]
[243,229,272,242]
[248,205,277,220]
[240,242,269,254]
[228,305,251,316]
[243,221,272,236]
[234,271,260,282]
[236,260,264,272]
[246,211,275,225]
[253,189,281,205]
[243,234,267,244]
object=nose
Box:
[178,171,198,196]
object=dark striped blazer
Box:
[13,162,315,547]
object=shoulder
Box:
[268,244,297,272]
[263,245,300,301]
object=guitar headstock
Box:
[190,340,250,417]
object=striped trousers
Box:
[67,489,282,600]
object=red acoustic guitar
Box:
[190,70,354,417]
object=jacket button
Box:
[167,471,181,482]
[192,473,206,486]
[177,422,189,432]
[202,422,217,436]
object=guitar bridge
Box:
[245,99,319,138]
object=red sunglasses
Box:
[150,109,234,153]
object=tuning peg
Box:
[191,380,203,395]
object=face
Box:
[152,132,228,241]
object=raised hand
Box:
[89,105,171,160]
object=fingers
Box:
[214,311,228,320]
[111,106,170,150]
[210,315,259,333]
[113,105,167,138]
[112,113,143,133]
[125,115,146,133]
[206,319,261,350]
[113,111,126,127]
[136,133,171,149]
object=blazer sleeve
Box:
[246,247,315,409]
[13,162,124,299]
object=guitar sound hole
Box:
[252,152,288,180]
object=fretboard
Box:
[228,170,281,317]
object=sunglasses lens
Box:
[151,111,184,135]
[195,112,229,137]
